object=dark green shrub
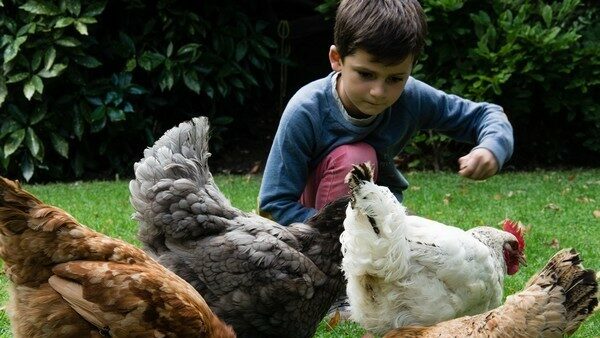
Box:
[421,0,600,168]
[0,0,279,181]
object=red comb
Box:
[503,219,525,250]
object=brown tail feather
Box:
[0,176,98,286]
[526,248,598,334]
[0,177,42,235]
[0,177,80,235]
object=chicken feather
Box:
[130,116,349,338]
[0,177,235,338]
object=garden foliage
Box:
[0,0,278,181]
[1,0,599,181]
[418,0,600,169]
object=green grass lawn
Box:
[1,170,599,337]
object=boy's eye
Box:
[387,77,404,84]
[357,71,374,79]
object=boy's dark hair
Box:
[334,0,427,65]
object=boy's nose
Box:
[369,82,386,98]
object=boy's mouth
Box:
[365,100,385,107]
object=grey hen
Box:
[129,117,349,338]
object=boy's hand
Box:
[458,148,498,180]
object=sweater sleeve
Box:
[405,78,514,169]
[258,108,319,226]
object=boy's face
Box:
[329,46,413,118]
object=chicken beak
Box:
[518,254,527,267]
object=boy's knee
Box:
[330,142,377,171]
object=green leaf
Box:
[19,1,60,15]
[183,70,201,94]
[543,27,560,44]
[138,51,165,71]
[55,37,81,47]
[217,81,227,97]
[82,1,106,17]
[30,105,46,125]
[0,119,20,139]
[252,44,271,58]
[105,91,122,105]
[159,70,174,91]
[21,154,34,181]
[23,79,35,100]
[0,148,8,169]
[118,31,135,54]
[7,105,27,124]
[231,77,244,89]
[122,102,133,113]
[89,106,106,122]
[72,55,101,68]
[43,47,56,71]
[4,36,27,64]
[31,49,43,71]
[7,72,29,83]
[4,128,25,157]
[77,17,97,24]
[0,76,6,108]
[86,96,102,106]
[166,42,173,58]
[107,107,125,121]
[17,23,36,37]
[541,5,552,27]
[74,21,88,35]
[127,85,147,95]
[72,151,84,176]
[204,83,214,98]
[38,63,67,78]
[125,58,137,72]
[235,41,248,61]
[50,132,69,158]
[177,43,200,56]
[55,17,75,28]
[212,116,233,125]
[261,36,277,49]
[31,75,43,94]
[89,116,106,133]
[73,109,84,140]
[65,0,81,16]
[0,36,10,49]
[25,127,44,161]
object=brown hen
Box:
[0,177,235,338]
[383,248,598,338]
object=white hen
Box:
[340,163,526,335]
[383,248,598,338]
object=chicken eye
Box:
[503,242,516,251]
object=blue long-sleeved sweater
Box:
[259,72,513,225]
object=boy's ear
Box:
[329,45,343,72]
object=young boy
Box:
[259,0,513,227]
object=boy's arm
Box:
[407,78,514,172]
[258,112,318,226]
